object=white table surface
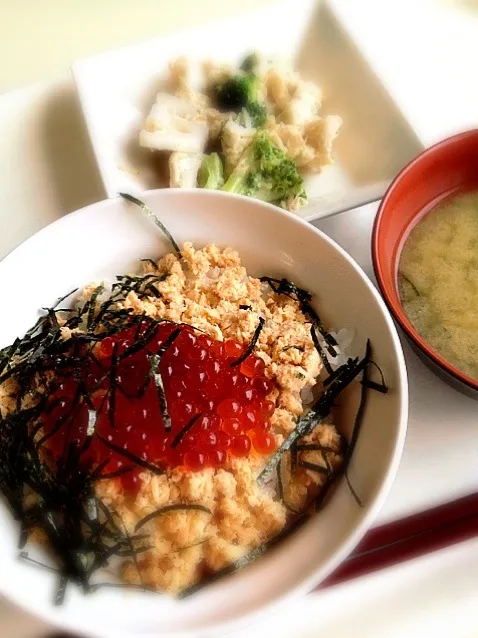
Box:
[1,3,478,634]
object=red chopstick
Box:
[317,492,478,590]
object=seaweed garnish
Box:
[310,325,333,375]
[362,360,388,394]
[86,285,105,329]
[239,304,252,311]
[119,193,181,256]
[341,340,373,507]
[140,258,160,271]
[282,345,304,353]
[230,317,265,367]
[260,276,337,353]
[257,354,367,486]
[0,286,175,602]
[134,504,212,532]
[150,355,170,431]
[298,460,329,476]
[96,434,164,476]
[277,457,300,515]
[171,413,202,448]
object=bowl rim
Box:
[0,188,409,636]
[372,129,478,392]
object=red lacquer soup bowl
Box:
[372,129,478,394]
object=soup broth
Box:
[399,190,478,380]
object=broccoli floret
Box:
[247,102,268,128]
[240,53,260,73]
[221,131,307,208]
[214,71,267,129]
[197,153,224,189]
[215,75,258,112]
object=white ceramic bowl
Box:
[0,190,407,637]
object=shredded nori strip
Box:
[171,413,202,448]
[260,276,337,353]
[86,285,105,328]
[362,360,388,394]
[277,457,300,515]
[310,325,333,375]
[323,358,358,387]
[134,504,212,532]
[140,258,160,271]
[96,434,164,476]
[230,316,265,367]
[239,304,252,310]
[149,355,171,431]
[298,460,329,475]
[119,193,181,256]
[257,354,367,485]
[282,345,304,353]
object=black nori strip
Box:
[341,341,373,507]
[323,358,358,387]
[156,327,181,357]
[86,285,105,328]
[149,354,171,431]
[257,354,367,485]
[95,465,136,480]
[120,193,181,256]
[260,276,337,353]
[365,360,388,394]
[230,316,265,367]
[134,504,212,532]
[18,552,59,574]
[239,304,252,310]
[310,325,333,375]
[171,413,202,448]
[140,258,160,271]
[362,379,388,394]
[290,443,298,473]
[96,433,164,475]
[119,320,159,361]
[55,574,69,606]
[277,457,300,515]
[282,345,304,353]
[298,460,329,476]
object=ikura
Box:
[41,322,277,492]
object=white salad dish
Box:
[72,0,423,222]
[0,189,407,636]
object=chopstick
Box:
[317,492,478,589]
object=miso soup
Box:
[398,190,478,379]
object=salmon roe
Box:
[41,322,276,491]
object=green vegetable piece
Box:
[197,153,224,189]
[247,101,268,128]
[215,74,258,112]
[221,131,307,208]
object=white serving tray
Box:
[72,0,424,222]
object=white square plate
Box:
[73,0,424,222]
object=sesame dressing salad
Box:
[0,194,386,601]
